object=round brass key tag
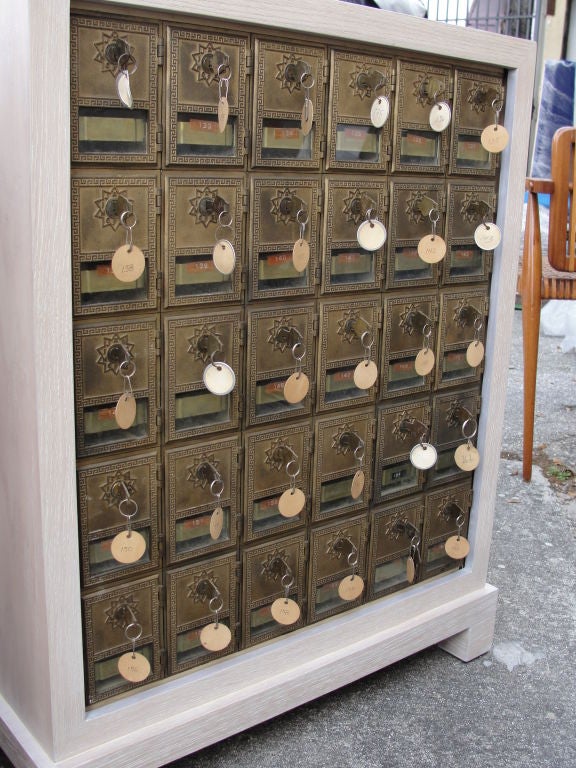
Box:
[445,535,470,560]
[357,219,387,251]
[200,622,232,652]
[210,506,224,540]
[406,556,416,584]
[474,222,501,251]
[353,359,378,390]
[466,340,485,368]
[218,96,229,133]
[454,443,480,472]
[278,487,306,518]
[117,652,150,683]
[417,234,446,264]
[212,240,236,275]
[481,124,509,153]
[429,101,451,132]
[351,469,365,500]
[112,244,145,283]
[410,443,437,471]
[414,348,435,376]
[292,238,310,272]
[271,598,300,626]
[111,530,147,564]
[203,361,236,396]
[115,393,137,430]
[284,371,310,404]
[338,575,364,602]
[370,95,390,128]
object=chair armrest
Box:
[525,178,554,194]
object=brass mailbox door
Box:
[166,552,238,675]
[392,60,452,174]
[317,298,381,412]
[71,15,159,164]
[374,398,431,503]
[73,317,159,457]
[380,291,438,399]
[444,182,496,285]
[387,180,445,289]
[437,288,489,388]
[166,27,248,166]
[449,69,505,176]
[71,171,159,316]
[368,497,424,599]
[312,409,374,523]
[252,38,326,168]
[77,451,160,588]
[322,178,388,294]
[244,422,312,542]
[164,436,240,565]
[326,50,394,171]
[246,303,315,426]
[249,176,320,300]
[422,482,472,579]
[164,309,243,442]
[82,575,161,704]
[308,515,368,623]
[242,533,307,647]
[429,387,480,486]
[164,173,244,307]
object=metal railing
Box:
[425,0,540,39]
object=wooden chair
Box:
[519,126,576,481]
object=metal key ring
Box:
[118,497,138,520]
[300,71,315,90]
[422,322,433,340]
[209,595,224,614]
[360,329,374,350]
[120,209,137,231]
[296,208,309,227]
[347,549,359,569]
[286,459,301,480]
[217,209,233,228]
[353,443,365,463]
[365,207,374,224]
[461,417,478,441]
[281,572,295,590]
[124,622,143,643]
[429,208,440,224]
[119,358,136,378]
[473,316,484,333]
[291,342,305,363]
[410,532,421,548]
[216,59,231,80]
[455,512,465,529]
[210,477,224,498]
[209,349,224,369]
[117,52,138,76]
[491,97,504,114]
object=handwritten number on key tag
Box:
[474,219,502,251]
[200,594,232,652]
[111,495,147,564]
[481,98,509,153]
[118,622,151,683]
[354,330,378,390]
[415,323,435,377]
[300,71,314,136]
[292,208,310,273]
[445,513,471,560]
[454,418,480,472]
[279,458,306,518]
[284,342,309,404]
[466,317,485,368]
[429,96,452,132]
[418,208,446,264]
[113,211,145,283]
[371,94,390,128]
[271,572,301,625]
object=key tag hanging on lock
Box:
[370,79,390,129]
[112,210,146,282]
[338,545,365,601]
[278,456,306,518]
[410,429,438,471]
[200,592,232,652]
[353,330,378,390]
[209,476,225,540]
[481,98,509,154]
[300,71,315,136]
[351,441,366,500]
[111,490,147,564]
[118,621,151,683]
[357,208,387,252]
[466,316,485,368]
[417,208,446,264]
[429,91,452,133]
[414,322,435,377]
[115,357,137,430]
[284,342,310,404]
[203,344,236,397]
[292,208,310,273]
[474,213,502,252]
[406,531,421,584]
[454,417,480,472]
[445,512,471,560]
[115,51,137,109]
[217,61,231,134]
[271,569,301,626]
[212,210,236,275]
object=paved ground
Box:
[2,310,575,768]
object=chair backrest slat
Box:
[549,127,576,273]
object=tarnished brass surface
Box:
[436,288,488,387]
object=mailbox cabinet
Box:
[0,2,534,767]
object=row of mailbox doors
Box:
[73,294,486,455]
[72,173,497,315]
[78,389,480,590]
[71,14,505,174]
[83,479,471,704]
